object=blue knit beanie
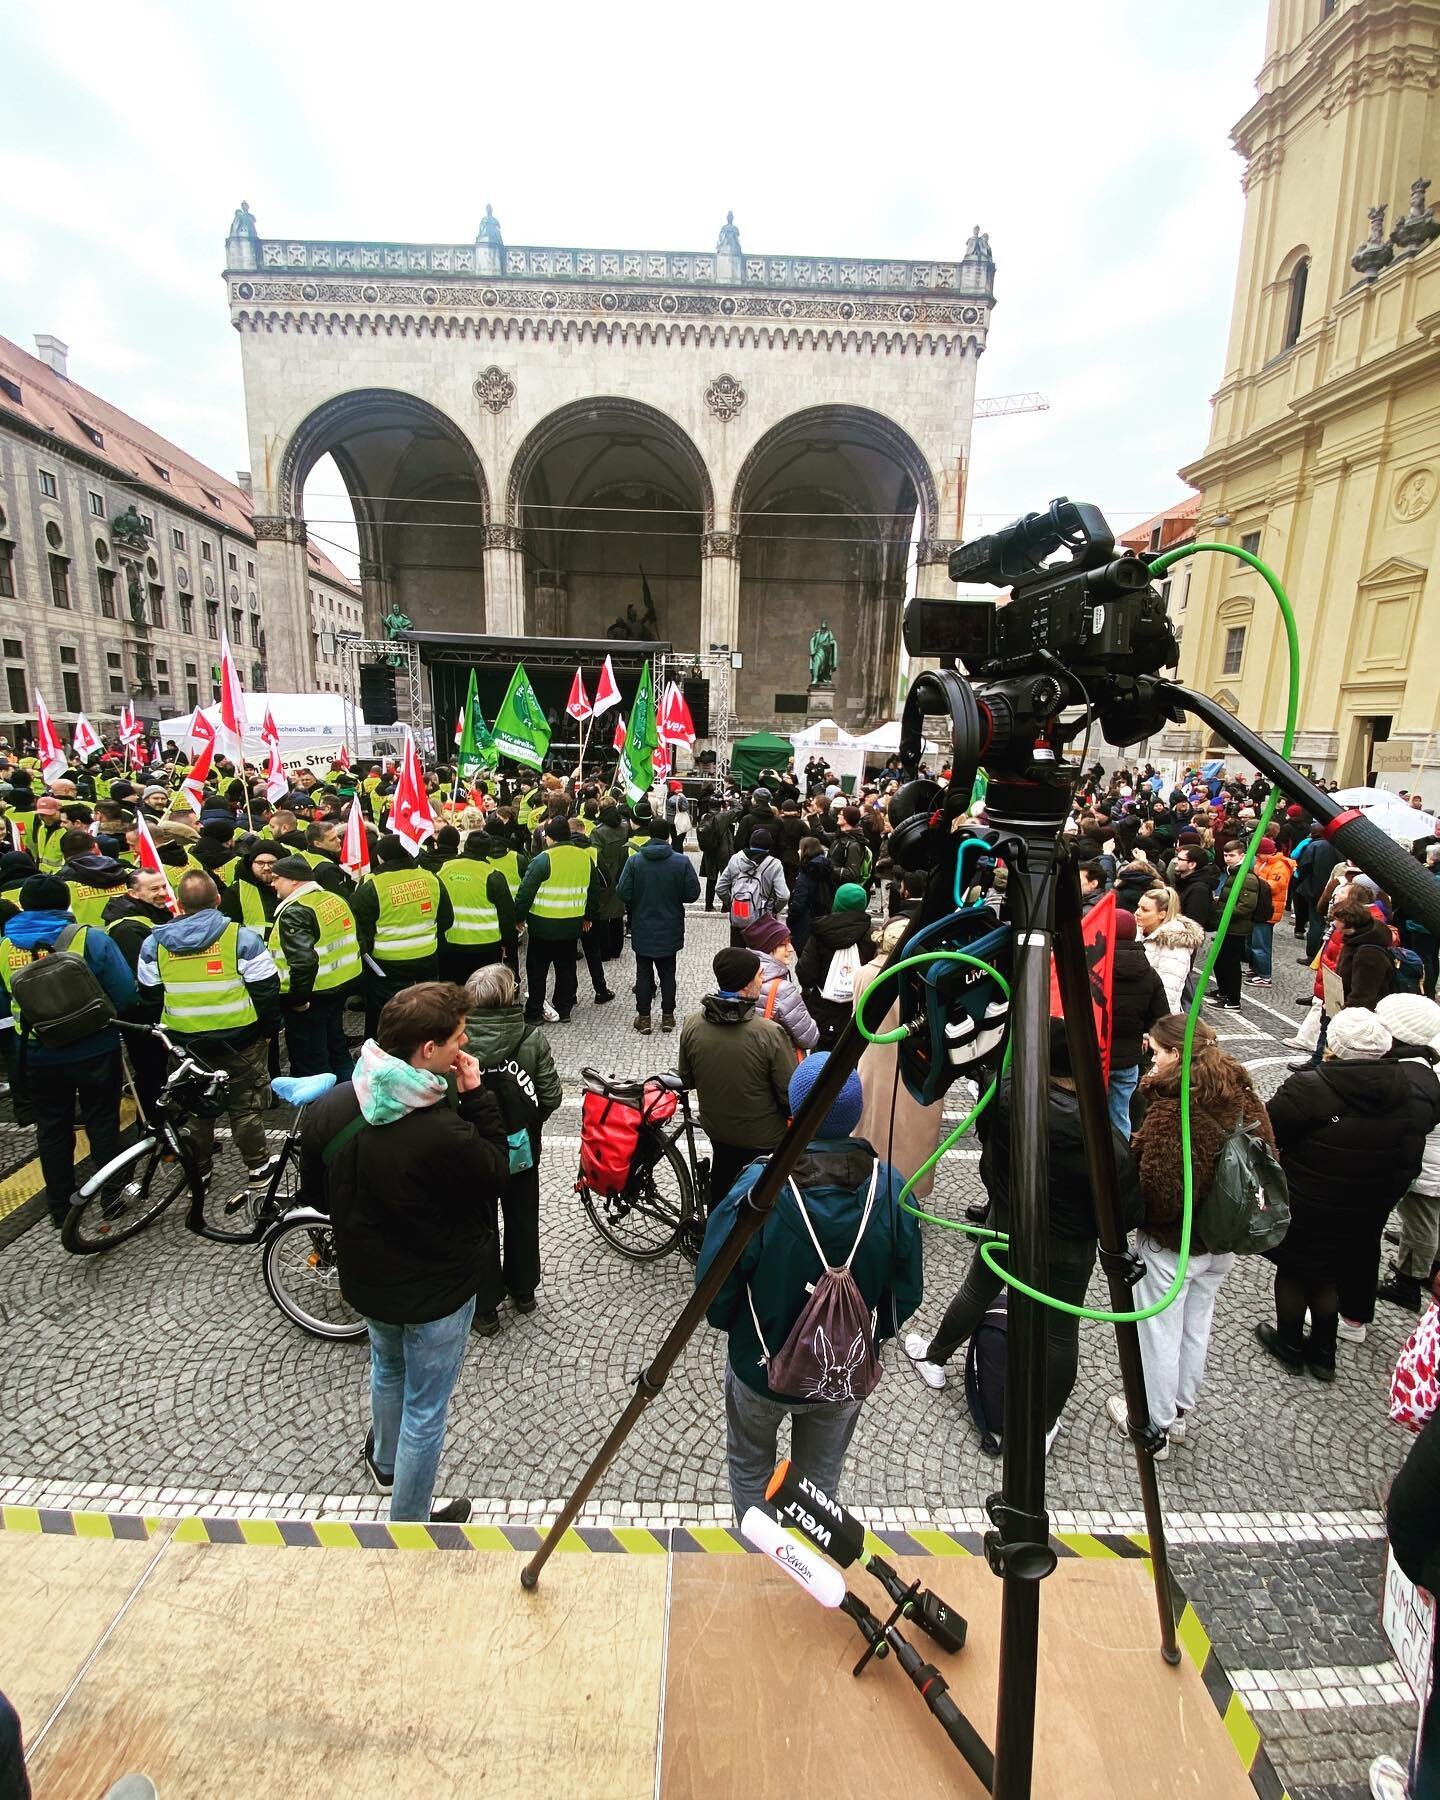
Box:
[788,1052,864,1140]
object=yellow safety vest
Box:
[65,880,119,928]
[236,880,270,933]
[572,814,596,838]
[438,858,501,947]
[530,843,591,922]
[368,867,441,961]
[486,850,522,895]
[31,820,67,873]
[209,856,239,888]
[155,922,258,1036]
[270,887,362,994]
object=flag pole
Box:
[577,710,588,787]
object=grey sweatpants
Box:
[724,1361,863,1526]
[1395,1188,1440,1281]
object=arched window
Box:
[1283,257,1308,349]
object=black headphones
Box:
[889,670,990,868]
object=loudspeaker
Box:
[360,664,399,724]
[683,678,710,737]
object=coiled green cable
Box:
[856,544,1300,1324]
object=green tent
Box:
[729,730,794,789]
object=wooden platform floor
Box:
[3,1530,1259,1798]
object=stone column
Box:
[914,538,962,600]
[482,526,526,637]
[700,532,740,651]
[252,515,314,690]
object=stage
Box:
[2,1506,1288,1798]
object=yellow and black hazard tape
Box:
[0,1507,1289,1797]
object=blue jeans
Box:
[1107,1064,1140,1138]
[1248,921,1273,978]
[724,1361,863,1525]
[365,1297,475,1521]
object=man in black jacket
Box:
[1172,848,1215,930]
[904,1019,1143,1438]
[300,982,509,1524]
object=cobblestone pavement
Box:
[0,881,1423,1799]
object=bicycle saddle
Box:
[271,1073,338,1106]
[651,1072,687,1093]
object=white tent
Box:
[158,693,378,761]
[789,718,857,747]
[1327,786,1434,842]
[852,719,943,760]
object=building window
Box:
[49,555,71,609]
[156,655,170,698]
[148,585,166,629]
[98,569,117,618]
[62,670,82,712]
[1222,625,1247,675]
[180,595,194,634]
[39,469,57,498]
[0,376,20,405]
[246,560,256,580]
[171,528,185,551]
[0,542,14,599]
[249,613,262,649]
[1283,259,1308,350]
[6,668,27,713]
[228,551,238,572]
[3,639,21,658]
[201,541,213,562]
[90,491,106,518]
[109,672,125,694]
[231,607,243,641]
[1147,525,1162,554]
[1239,530,1261,558]
[140,513,154,536]
[205,601,219,638]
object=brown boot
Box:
[634,1014,652,1034]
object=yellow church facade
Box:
[1170,0,1440,791]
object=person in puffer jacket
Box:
[795,883,878,1047]
[1375,991,1440,1313]
[1136,885,1205,1013]
[715,830,790,948]
[741,913,818,1056]
[1108,909,1168,1135]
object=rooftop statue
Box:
[478,204,503,247]
[229,201,258,240]
[717,211,742,256]
[965,224,992,260]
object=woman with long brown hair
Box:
[1104,1012,1273,1456]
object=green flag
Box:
[458,669,497,779]
[621,661,661,803]
[968,767,988,811]
[491,663,551,771]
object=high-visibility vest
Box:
[154,921,258,1036]
[93,777,112,801]
[438,858,500,947]
[270,887,362,994]
[1,924,89,1028]
[300,850,331,871]
[530,843,591,922]
[65,880,119,928]
[572,814,595,838]
[236,880,270,932]
[32,820,67,873]
[484,850,522,896]
[7,811,37,856]
[368,867,441,961]
[209,856,239,888]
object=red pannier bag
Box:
[579,1076,679,1196]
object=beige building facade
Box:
[223,205,995,733]
[1171,0,1440,787]
[0,331,359,744]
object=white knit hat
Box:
[1326,1007,1393,1062]
[1375,992,1440,1051]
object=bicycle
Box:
[576,1066,712,1262]
[61,1021,365,1342]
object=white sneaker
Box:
[1168,1415,1188,1444]
[903,1331,946,1389]
[1044,1419,1061,1456]
[1282,1037,1307,1051]
[542,1001,560,1024]
[1337,1318,1368,1344]
[1103,1394,1170,1459]
[1368,1753,1410,1800]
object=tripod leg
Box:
[1052,865,1180,1666]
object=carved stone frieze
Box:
[474,366,516,412]
[704,374,747,423]
[701,531,740,560]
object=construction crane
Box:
[974,392,1050,419]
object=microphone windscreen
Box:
[740,1507,847,1609]
[765,1459,866,1568]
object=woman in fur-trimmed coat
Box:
[1136,886,1205,1014]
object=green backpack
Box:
[1194,1120,1290,1255]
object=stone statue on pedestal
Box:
[808,619,838,686]
[965,224,992,260]
[477,204,503,248]
[229,201,258,241]
[717,211,742,256]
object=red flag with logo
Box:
[133,811,179,915]
[566,668,592,722]
[612,715,627,753]
[1049,886,1117,1081]
[181,709,216,814]
[72,714,101,761]
[658,681,696,747]
[592,655,621,716]
[216,632,247,765]
[34,690,67,784]
[387,728,436,855]
[341,793,371,877]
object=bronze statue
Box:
[112,504,147,544]
[808,619,837,686]
[127,566,146,624]
[382,604,412,639]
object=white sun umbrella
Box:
[1328,786,1434,842]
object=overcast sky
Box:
[1,0,1264,575]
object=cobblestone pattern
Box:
[0,889,1424,1799]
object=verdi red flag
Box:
[566,668,592,722]
[612,715,626,753]
[72,714,101,761]
[454,709,464,748]
[263,739,288,804]
[1048,886,1117,1081]
[216,632,247,765]
[387,728,436,854]
[260,707,280,748]
[592,654,621,715]
[658,681,696,748]
[340,792,371,877]
[133,811,179,915]
[181,708,216,814]
[34,690,67,784]
[336,742,352,772]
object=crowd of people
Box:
[0,733,1436,1795]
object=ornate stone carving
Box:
[705,372,747,422]
[484,523,525,552]
[916,537,963,565]
[251,514,307,545]
[358,559,383,580]
[1391,178,1440,254]
[1393,468,1437,521]
[702,531,739,560]
[1352,205,1396,280]
[474,365,516,412]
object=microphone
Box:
[740,1507,848,1608]
[766,1461,967,1656]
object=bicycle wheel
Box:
[262,1213,366,1341]
[61,1140,189,1255]
[194,1138,298,1245]
[582,1141,692,1260]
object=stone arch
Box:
[504,396,715,532]
[277,387,490,524]
[731,404,939,540]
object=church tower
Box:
[1173,0,1440,786]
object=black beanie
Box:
[20,875,69,910]
[714,947,760,992]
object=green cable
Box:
[856,543,1301,1324]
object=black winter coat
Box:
[789,852,836,952]
[299,1083,509,1324]
[795,908,878,1046]
[978,1081,1144,1242]
[1265,1059,1440,1281]
[1110,940,1168,1068]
